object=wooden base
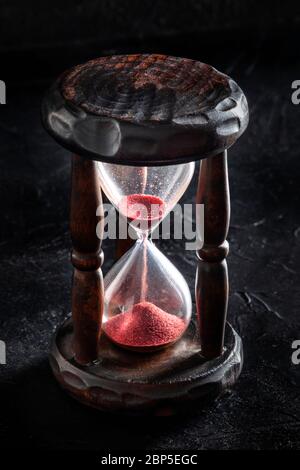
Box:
[49,317,243,415]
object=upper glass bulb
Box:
[97,162,195,233]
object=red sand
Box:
[118,194,165,222]
[104,301,186,348]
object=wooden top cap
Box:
[42,54,248,165]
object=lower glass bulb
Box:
[102,238,192,352]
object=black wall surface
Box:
[1,0,300,80]
[1,0,299,50]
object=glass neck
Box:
[136,230,151,242]
[130,220,159,241]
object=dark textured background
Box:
[1,0,299,52]
[0,0,299,451]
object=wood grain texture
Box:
[61,54,229,123]
[42,54,248,165]
[50,317,242,414]
[70,154,104,364]
[196,151,230,359]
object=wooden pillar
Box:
[195,151,230,359]
[70,154,104,364]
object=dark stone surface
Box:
[0,37,299,450]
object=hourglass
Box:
[98,162,194,352]
[42,54,248,413]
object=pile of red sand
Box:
[104,301,186,348]
[118,194,165,222]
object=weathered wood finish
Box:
[62,55,230,122]
[42,54,248,166]
[196,151,230,359]
[50,317,242,414]
[70,154,104,364]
